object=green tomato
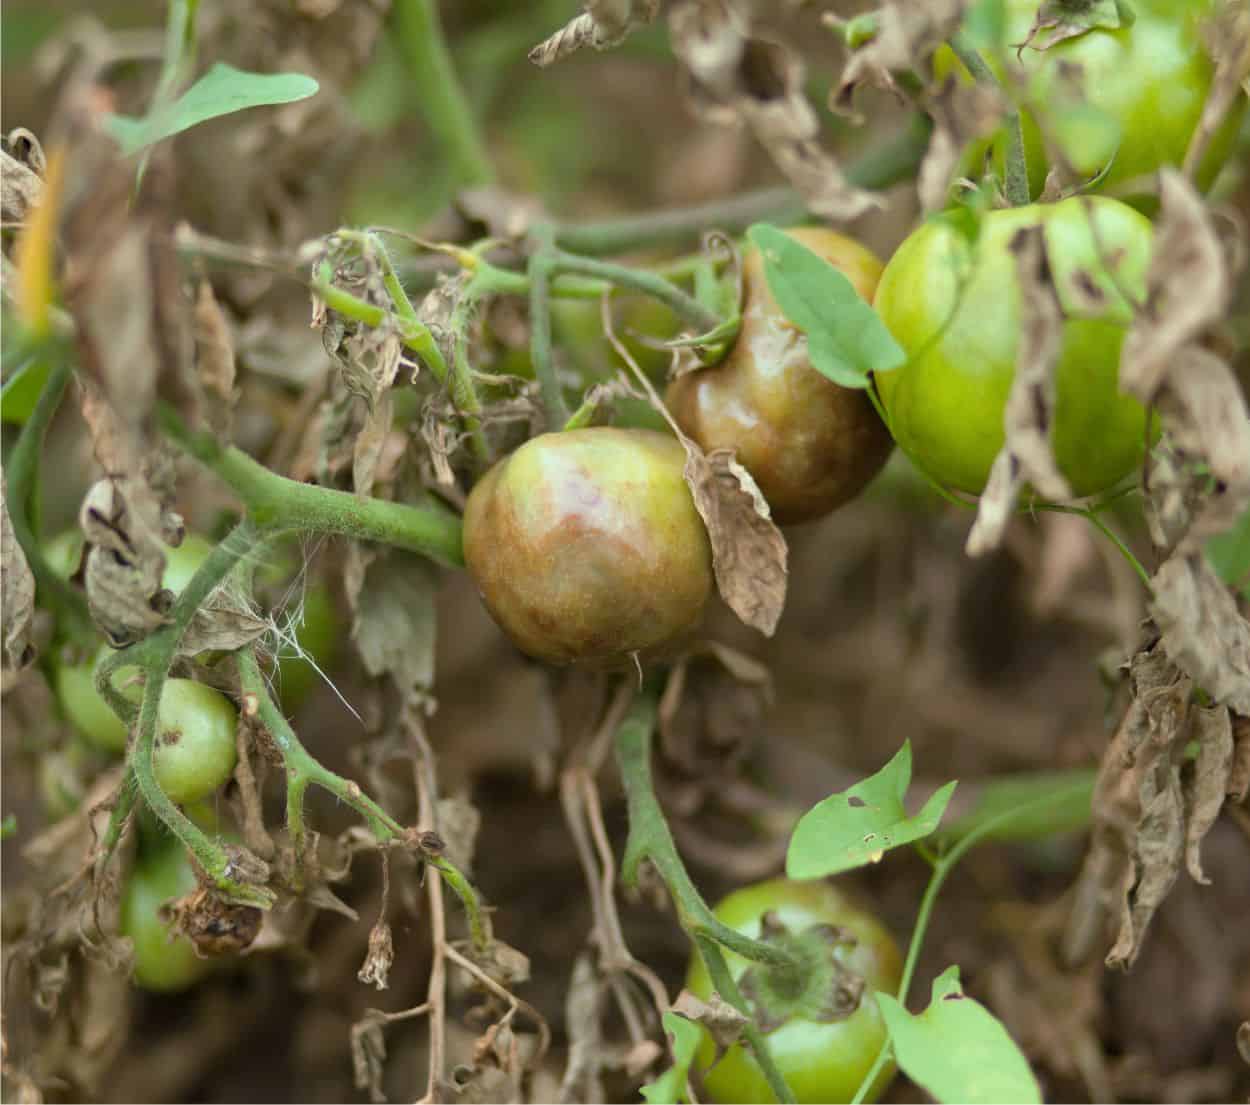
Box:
[686,879,903,1104]
[462,427,713,666]
[53,642,140,753]
[874,196,1154,496]
[120,840,211,992]
[150,679,238,805]
[938,0,1245,200]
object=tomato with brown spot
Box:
[667,227,893,525]
[462,428,713,667]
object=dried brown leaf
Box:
[968,226,1071,556]
[1230,713,1250,801]
[192,281,237,441]
[559,955,605,1104]
[1182,704,1234,883]
[1018,0,1130,51]
[1,128,45,224]
[1,472,36,670]
[1151,554,1250,715]
[672,989,747,1057]
[357,920,394,990]
[686,448,787,636]
[834,0,969,116]
[1120,171,1229,403]
[179,601,268,658]
[529,0,659,67]
[670,2,881,220]
[352,390,395,497]
[1152,346,1250,556]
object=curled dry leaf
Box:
[1182,704,1234,884]
[1150,554,1250,716]
[357,920,394,991]
[833,0,969,117]
[687,449,788,637]
[1,472,36,671]
[1,127,45,224]
[671,989,747,1059]
[529,0,660,67]
[1019,0,1131,51]
[192,281,238,442]
[78,478,171,645]
[668,1,880,221]
[967,226,1071,557]
[1120,170,1228,404]
[345,545,438,696]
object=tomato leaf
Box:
[1205,502,1250,598]
[785,742,956,878]
[106,64,319,156]
[640,1011,702,1105]
[747,223,905,389]
[877,967,1042,1105]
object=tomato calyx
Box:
[737,913,867,1033]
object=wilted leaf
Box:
[787,742,956,877]
[671,990,747,1063]
[1,472,36,670]
[670,4,881,220]
[639,1009,703,1105]
[918,77,1006,211]
[105,64,320,156]
[347,547,438,695]
[357,920,394,991]
[1017,0,1130,50]
[1120,171,1228,404]
[747,223,905,387]
[1183,704,1233,884]
[179,600,268,658]
[1182,2,1250,178]
[877,966,1042,1105]
[1230,714,1250,801]
[1151,554,1250,716]
[967,226,1071,557]
[192,281,237,441]
[529,0,660,67]
[559,955,606,1104]
[683,447,788,636]
[1,127,44,224]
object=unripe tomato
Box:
[686,878,903,1104]
[666,227,893,524]
[462,427,713,666]
[149,679,238,805]
[121,840,212,992]
[54,642,137,753]
[874,196,1154,496]
[937,0,1245,200]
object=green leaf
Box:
[746,223,905,389]
[105,63,319,156]
[1,357,50,425]
[786,742,956,878]
[640,1012,702,1104]
[962,0,1007,50]
[877,967,1042,1104]
[1205,502,1250,597]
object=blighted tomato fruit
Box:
[462,427,713,666]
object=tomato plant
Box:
[667,227,893,524]
[462,427,713,666]
[121,839,212,992]
[53,642,138,752]
[873,195,1154,496]
[938,0,1245,199]
[685,878,903,1104]
[149,678,239,804]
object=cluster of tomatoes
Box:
[44,532,339,990]
[38,1,1240,1099]
[460,3,1240,1100]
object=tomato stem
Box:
[613,683,799,1104]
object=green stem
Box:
[3,354,94,640]
[235,649,490,950]
[392,0,496,189]
[948,33,1029,206]
[695,935,797,1105]
[1035,503,1152,591]
[526,249,570,428]
[156,403,465,567]
[849,788,1096,1104]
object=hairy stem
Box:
[949,33,1030,206]
[157,404,465,567]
